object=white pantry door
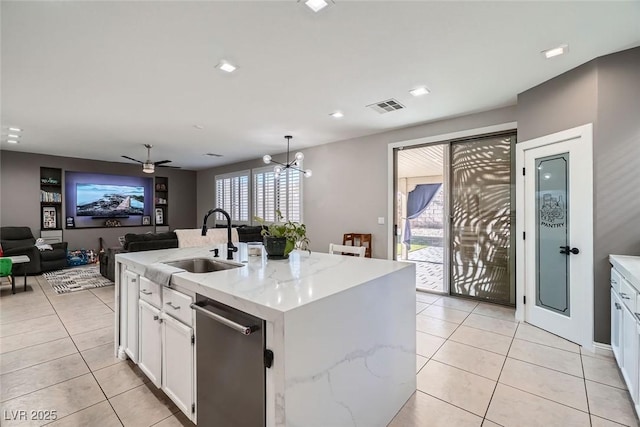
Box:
[516,124,593,349]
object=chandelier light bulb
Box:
[263,154,272,164]
[295,152,304,161]
[304,169,313,178]
[274,165,282,174]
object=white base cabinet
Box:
[612,288,624,364]
[162,313,195,418]
[120,275,196,423]
[124,270,139,363]
[138,300,162,388]
[610,257,640,418]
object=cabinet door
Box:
[125,270,139,362]
[622,305,639,403]
[162,314,195,420]
[139,300,162,387]
[612,288,624,365]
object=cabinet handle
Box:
[131,279,137,283]
[615,303,622,310]
[619,293,631,300]
[166,301,181,310]
[140,289,152,295]
[153,315,159,320]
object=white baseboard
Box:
[586,342,614,358]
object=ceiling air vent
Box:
[367,98,405,114]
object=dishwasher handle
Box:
[191,302,259,335]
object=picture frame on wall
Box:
[155,208,164,225]
[43,206,57,229]
[142,215,151,225]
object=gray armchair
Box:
[0,227,68,275]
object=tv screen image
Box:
[76,183,145,217]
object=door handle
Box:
[559,246,580,255]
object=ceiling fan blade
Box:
[158,165,181,169]
[122,155,143,164]
[154,160,172,166]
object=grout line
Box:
[0,345,79,376]
[581,349,594,427]
[505,354,585,380]
[416,389,487,420]
[482,320,519,422]
[0,370,90,405]
[42,400,120,426]
[513,334,581,354]
[453,322,516,339]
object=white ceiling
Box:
[2,1,639,170]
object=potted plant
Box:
[254,211,310,259]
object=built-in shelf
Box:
[154,176,168,227]
[40,167,63,231]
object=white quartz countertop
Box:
[610,255,640,292]
[116,244,413,320]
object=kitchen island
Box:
[115,244,416,427]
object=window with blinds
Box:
[214,170,250,223]
[253,166,302,223]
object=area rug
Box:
[44,264,113,294]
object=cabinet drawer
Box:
[162,287,193,326]
[611,268,623,293]
[139,277,162,309]
[620,278,638,313]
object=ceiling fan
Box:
[122,144,178,174]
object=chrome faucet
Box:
[202,208,238,260]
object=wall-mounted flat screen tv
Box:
[76,183,145,217]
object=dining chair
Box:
[329,243,366,257]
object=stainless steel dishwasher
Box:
[191,294,271,427]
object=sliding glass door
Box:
[450,134,515,304]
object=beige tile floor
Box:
[0,276,193,427]
[1,277,638,426]
[391,292,640,427]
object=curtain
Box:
[403,183,442,246]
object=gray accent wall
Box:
[197,106,517,259]
[0,150,197,249]
[517,47,640,344]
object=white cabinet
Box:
[162,313,195,419]
[138,300,162,387]
[621,302,639,403]
[610,260,640,414]
[124,270,140,362]
[612,288,624,364]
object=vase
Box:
[264,236,288,259]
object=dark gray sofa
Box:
[99,231,178,282]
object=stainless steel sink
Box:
[164,258,244,273]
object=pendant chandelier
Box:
[262,135,312,178]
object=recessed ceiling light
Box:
[542,44,569,59]
[217,60,237,73]
[7,134,20,139]
[305,0,329,12]
[6,140,19,144]
[329,111,344,118]
[409,87,430,97]
[193,125,205,130]
[8,127,22,132]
